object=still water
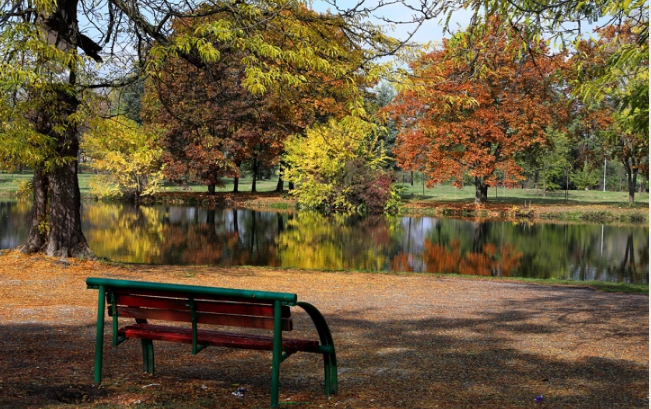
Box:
[1,201,648,283]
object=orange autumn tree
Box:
[388,18,566,203]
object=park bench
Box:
[87,277,337,408]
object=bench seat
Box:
[119,324,322,353]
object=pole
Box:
[603,157,607,192]
[565,166,569,202]
[504,172,507,197]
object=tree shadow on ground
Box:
[0,288,647,408]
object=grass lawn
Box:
[0,172,95,198]
[0,173,280,198]
[398,181,649,206]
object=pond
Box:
[1,200,648,283]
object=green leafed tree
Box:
[0,1,97,257]
[572,20,649,203]
[571,162,601,190]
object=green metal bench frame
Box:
[87,277,337,408]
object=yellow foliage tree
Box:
[283,116,399,213]
[82,117,164,201]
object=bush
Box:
[341,158,399,214]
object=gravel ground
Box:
[0,252,647,408]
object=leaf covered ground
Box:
[0,251,647,408]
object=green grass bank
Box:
[1,172,648,222]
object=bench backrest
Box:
[111,288,293,330]
[86,277,297,331]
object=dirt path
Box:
[0,252,647,408]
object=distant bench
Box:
[86,277,337,408]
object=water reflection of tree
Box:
[396,239,522,277]
[48,202,651,283]
[606,233,649,283]
[84,204,282,266]
[277,212,403,270]
[158,209,281,266]
[0,201,31,249]
[391,220,522,276]
[84,203,166,263]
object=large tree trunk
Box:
[474,177,488,204]
[19,168,49,254]
[22,90,96,259]
[20,0,97,259]
[233,176,239,193]
[45,124,95,259]
[207,183,216,195]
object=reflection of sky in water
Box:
[0,201,647,283]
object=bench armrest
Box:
[295,301,337,394]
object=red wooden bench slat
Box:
[118,324,320,353]
[111,288,274,304]
[117,306,293,331]
[115,294,290,318]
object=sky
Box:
[310,0,475,44]
[310,0,610,48]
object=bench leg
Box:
[271,300,282,408]
[94,285,106,384]
[141,339,154,375]
[323,353,338,395]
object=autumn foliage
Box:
[388,18,566,203]
[143,5,373,194]
[284,116,399,214]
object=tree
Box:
[0,3,99,257]
[455,0,648,144]
[527,129,573,195]
[369,82,399,171]
[2,0,642,258]
[82,116,164,201]
[572,22,649,203]
[608,109,649,203]
[143,43,260,194]
[570,162,600,190]
[284,116,399,213]
[388,18,564,203]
